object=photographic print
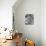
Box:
[25,14,34,25]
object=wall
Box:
[41,0,46,46]
[0,0,16,30]
[13,0,41,46]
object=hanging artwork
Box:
[25,14,34,25]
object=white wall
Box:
[41,0,46,46]
[0,0,16,30]
[13,0,41,46]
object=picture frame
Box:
[25,14,34,25]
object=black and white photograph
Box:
[25,14,34,25]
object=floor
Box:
[0,39,16,46]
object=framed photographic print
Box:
[25,14,34,25]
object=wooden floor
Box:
[0,39,16,46]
